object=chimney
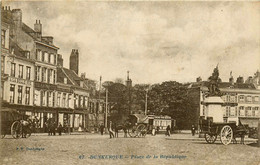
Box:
[69,49,79,75]
[34,20,42,38]
[12,9,22,28]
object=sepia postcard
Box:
[0,0,259,165]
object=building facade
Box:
[189,77,260,130]
[1,6,105,132]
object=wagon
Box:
[199,117,247,145]
[1,108,32,139]
[125,114,149,138]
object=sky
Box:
[2,1,260,84]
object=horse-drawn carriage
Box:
[199,117,248,145]
[1,109,33,139]
[125,114,149,138]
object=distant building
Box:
[188,75,260,130]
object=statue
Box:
[207,65,222,96]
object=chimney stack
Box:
[34,19,42,38]
[11,9,22,28]
[69,49,79,75]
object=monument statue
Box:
[207,65,222,96]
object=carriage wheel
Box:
[128,125,138,138]
[136,124,146,137]
[220,125,233,145]
[11,121,22,139]
[205,133,217,144]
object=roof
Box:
[57,67,74,85]
[190,81,256,90]
[63,68,82,85]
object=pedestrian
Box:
[100,124,104,135]
[109,121,114,138]
[152,126,156,136]
[191,125,196,136]
[58,123,63,136]
[156,126,160,135]
[115,124,119,138]
[123,124,127,138]
[165,125,171,136]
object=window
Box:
[42,67,46,82]
[48,92,52,107]
[239,106,245,116]
[53,70,56,83]
[225,106,230,117]
[26,66,31,80]
[1,30,6,47]
[48,69,53,83]
[54,54,56,64]
[239,95,244,102]
[11,63,16,77]
[48,53,51,63]
[246,96,252,103]
[62,93,66,107]
[26,52,30,59]
[44,52,48,62]
[10,84,15,103]
[246,107,252,116]
[18,65,23,78]
[41,91,46,106]
[36,49,41,61]
[41,51,45,62]
[52,92,55,107]
[36,66,41,81]
[25,87,30,105]
[57,93,61,107]
[18,86,23,104]
[64,78,67,84]
[253,96,259,102]
[1,56,5,75]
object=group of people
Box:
[45,118,64,136]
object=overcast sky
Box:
[3,1,259,84]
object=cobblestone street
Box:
[0,133,259,165]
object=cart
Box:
[125,114,149,138]
[1,109,32,139]
[199,117,247,145]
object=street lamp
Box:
[144,85,151,115]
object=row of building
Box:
[188,71,260,129]
[1,6,105,132]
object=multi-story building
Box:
[188,75,260,130]
[1,15,35,117]
[1,6,105,132]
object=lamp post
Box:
[105,88,108,132]
[145,89,148,115]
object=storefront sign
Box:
[35,82,57,90]
[9,77,32,85]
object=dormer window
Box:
[80,81,84,87]
[64,77,67,84]
[26,52,30,59]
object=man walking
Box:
[191,125,196,136]
[100,124,104,135]
[109,121,114,138]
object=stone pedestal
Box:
[203,96,224,123]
